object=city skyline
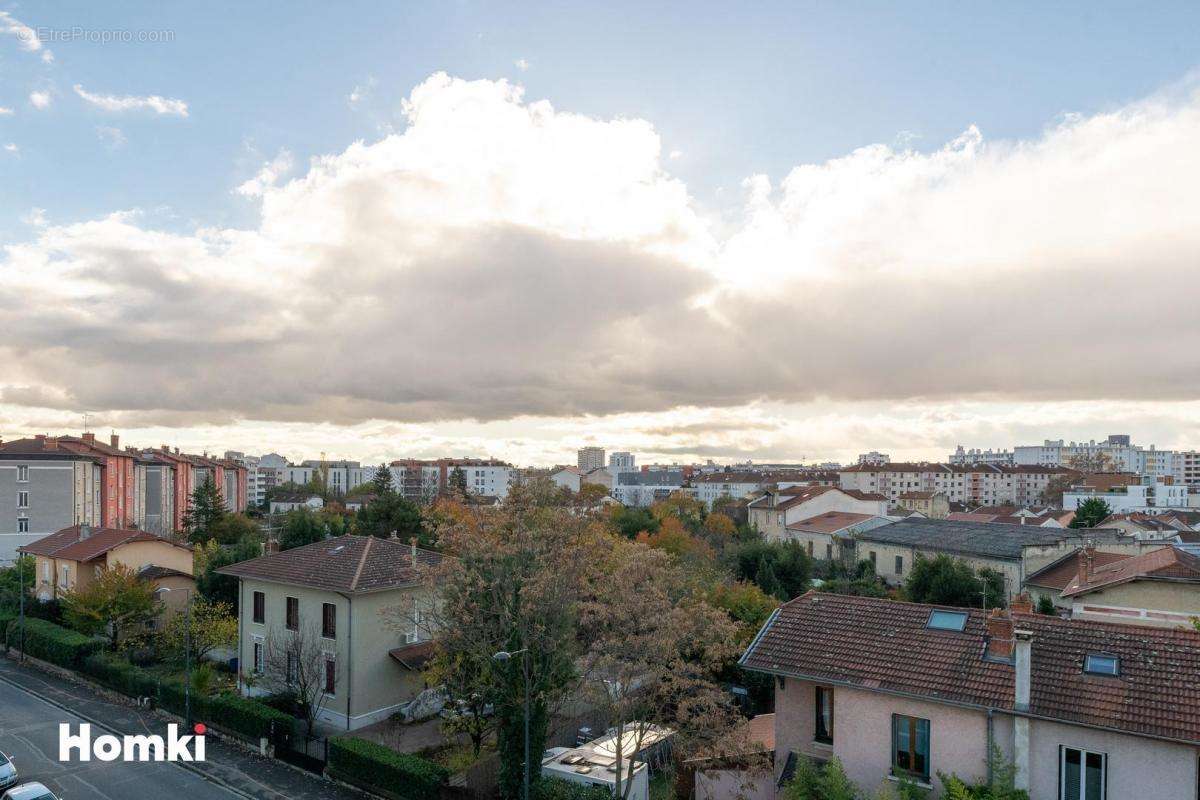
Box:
[4,5,1200,466]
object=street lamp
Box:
[157,587,192,725]
[493,648,531,800]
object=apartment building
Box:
[1014,434,1187,483]
[389,458,514,501]
[612,470,684,507]
[856,451,890,466]
[746,485,888,541]
[948,445,1014,465]
[742,592,1200,798]
[0,436,104,558]
[577,447,606,472]
[693,470,815,509]
[839,463,1077,508]
[608,451,636,473]
[1062,475,1189,514]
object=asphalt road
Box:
[0,677,243,800]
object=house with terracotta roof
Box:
[783,511,891,562]
[1058,546,1200,628]
[895,491,949,519]
[747,486,888,542]
[217,534,445,730]
[741,591,1200,798]
[18,523,194,605]
[0,435,106,558]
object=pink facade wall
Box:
[773,678,1199,798]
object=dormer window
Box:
[1084,653,1119,676]
[926,609,968,632]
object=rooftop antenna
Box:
[82,412,92,433]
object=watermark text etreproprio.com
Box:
[30,26,176,45]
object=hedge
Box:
[6,617,102,668]
[534,778,613,800]
[328,736,450,800]
[203,692,295,740]
[0,611,16,646]
[82,652,159,697]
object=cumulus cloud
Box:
[73,85,189,117]
[235,149,294,196]
[0,107,13,116]
[2,72,1200,438]
[0,11,53,62]
[29,91,51,110]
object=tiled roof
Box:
[0,437,100,461]
[786,511,878,534]
[19,525,188,562]
[217,534,444,594]
[388,640,436,670]
[842,489,888,501]
[946,512,1000,523]
[854,518,1071,560]
[1025,549,1131,591]
[1062,547,1200,597]
[741,592,1200,745]
[898,491,936,500]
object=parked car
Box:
[1,783,59,800]
[0,753,16,791]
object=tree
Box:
[184,476,228,543]
[195,536,263,606]
[1066,452,1117,473]
[702,512,737,540]
[420,485,603,800]
[158,597,237,663]
[425,648,496,758]
[904,554,1005,609]
[371,464,394,495]
[61,564,161,650]
[607,506,660,539]
[279,508,328,551]
[575,482,610,507]
[1070,498,1112,529]
[650,491,706,533]
[708,580,779,640]
[261,622,341,737]
[728,540,812,600]
[636,516,715,561]
[578,541,743,800]
[356,493,431,546]
[1036,595,1057,615]
[0,555,34,612]
[1038,473,1077,507]
[448,466,469,498]
[208,513,260,545]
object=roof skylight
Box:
[926,609,968,632]
[1084,653,1120,676]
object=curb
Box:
[0,668,261,800]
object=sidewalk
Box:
[0,655,363,800]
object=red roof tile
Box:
[741,592,1200,745]
[1062,547,1200,597]
[786,511,878,534]
[1025,549,1131,591]
[18,525,188,562]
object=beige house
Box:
[219,534,445,731]
[747,486,888,542]
[895,491,949,519]
[783,512,891,562]
[1058,546,1200,627]
[18,524,194,603]
[742,592,1200,798]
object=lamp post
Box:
[157,587,192,725]
[493,648,531,800]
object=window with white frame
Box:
[17,491,28,508]
[252,639,264,674]
[18,518,29,533]
[17,465,28,481]
[1060,746,1105,799]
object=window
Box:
[60,564,70,587]
[825,544,832,560]
[806,541,814,557]
[814,686,834,744]
[869,551,877,568]
[322,602,336,639]
[891,714,930,782]
[1084,654,1119,676]
[285,596,299,630]
[17,465,28,481]
[18,518,29,533]
[252,591,265,624]
[324,656,336,694]
[17,491,28,508]
[252,641,264,674]
[42,559,49,580]
[1060,747,1105,799]
[927,609,968,632]
[286,652,298,684]
[895,555,904,575]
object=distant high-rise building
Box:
[949,446,1014,466]
[857,451,890,466]
[609,451,635,472]
[577,447,606,472]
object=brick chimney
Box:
[265,539,280,554]
[110,433,120,449]
[1010,592,1033,614]
[45,436,58,450]
[1077,547,1095,585]
[35,434,46,441]
[1013,628,1033,791]
[82,432,96,444]
[985,607,1014,659]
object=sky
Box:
[3,2,1200,466]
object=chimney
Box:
[410,536,417,561]
[389,530,399,541]
[1010,592,1033,615]
[46,437,58,450]
[1013,629,1033,711]
[985,608,1013,660]
[265,539,280,554]
[35,434,46,441]
[82,432,96,444]
[78,524,92,541]
[110,433,120,449]
[1077,547,1095,585]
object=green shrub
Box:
[82,653,159,697]
[7,617,103,667]
[534,777,612,800]
[0,611,16,646]
[329,736,450,800]
[202,692,295,740]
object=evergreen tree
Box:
[371,463,394,495]
[1070,497,1113,529]
[183,476,228,543]
[279,508,328,551]
[448,465,468,497]
[356,493,433,547]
